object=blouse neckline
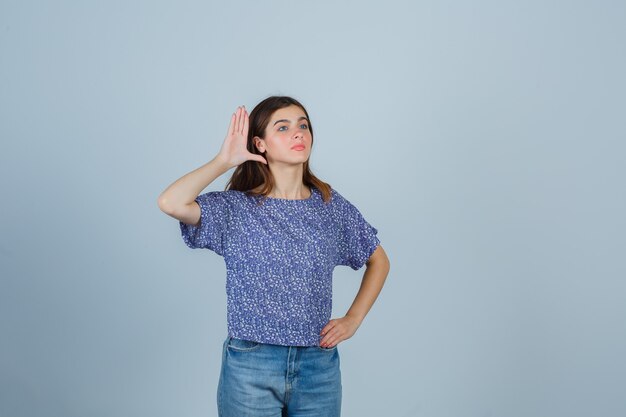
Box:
[254,186,317,203]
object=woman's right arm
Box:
[157,105,267,226]
[157,155,232,226]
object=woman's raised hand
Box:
[217,106,268,168]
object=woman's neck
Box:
[266,164,309,199]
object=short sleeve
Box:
[179,191,229,256]
[335,193,381,270]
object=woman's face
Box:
[254,105,312,166]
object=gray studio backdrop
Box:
[1,1,625,416]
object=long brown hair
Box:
[224,95,332,205]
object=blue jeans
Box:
[217,335,342,416]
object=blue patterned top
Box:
[179,185,380,346]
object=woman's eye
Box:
[278,124,308,131]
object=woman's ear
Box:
[253,136,264,153]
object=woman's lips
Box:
[291,145,305,151]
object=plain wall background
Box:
[1,1,625,416]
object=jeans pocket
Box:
[227,337,262,352]
[316,344,338,352]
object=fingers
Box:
[255,155,267,164]
[321,319,336,335]
[227,105,249,142]
[320,321,336,346]
[242,107,249,137]
[237,106,243,133]
[320,318,357,347]
[235,106,247,134]
[320,330,340,347]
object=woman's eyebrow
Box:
[273,116,308,126]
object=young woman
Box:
[158,96,390,416]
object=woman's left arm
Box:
[319,245,391,348]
